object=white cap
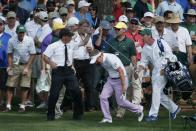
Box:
[67,17,79,26]
[38,11,48,21]
[66,0,75,5]
[118,15,128,23]
[78,0,91,8]
[144,12,154,18]
[90,52,101,64]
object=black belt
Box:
[74,59,90,62]
[19,62,27,65]
[110,77,120,79]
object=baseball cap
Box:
[16,25,26,33]
[67,17,79,27]
[144,12,154,18]
[59,7,68,16]
[154,16,164,23]
[105,15,115,22]
[139,29,152,36]
[114,22,127,29]
[52,18,65,30]
[48,11,59,19]
[100,20,111,30]
[7,11,16,18]
[119,15,128,23]
[89,49,102,64]
[66,0,75,5]
[129,18,140,25]
[38,11,48,21]
[78,0,91,8]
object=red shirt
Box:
[125,31,144,61]
[112,3,123,21]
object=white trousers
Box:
[149,70,178,117]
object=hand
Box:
[50,61,57,69]
[99,27,103,34]
[23,66,29,75]
[7,66,14,76]
[120,92,126,100]
[86,46,93,53]
[134,72,139,80]
[86,27,95,35]
[191,35,196,41]
[41,69,46,75]
[160,69,164,76]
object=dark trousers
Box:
[47,66,83,119]
[74,59,94,111]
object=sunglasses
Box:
[109,20,115,23]
[115,28,120,31]
[61,14,67,17]
[130,21,138,25]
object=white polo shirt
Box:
[139,39,173,72]
[4,21,20,37]
[101,53,126,78]
[36,23,52,43]
[72,32,93,60]
[25,20,41,39]
[152,28,174,47]
[8,35,36,64]
[43,40,79,67]
[167,26,192,53]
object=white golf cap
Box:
[118,15,128,23]
[67,17,79,26]
[144,12,154,18]
[78,0,91,8]
[38,11,48,21]
[89,49,101,64]
[66,0,75,5]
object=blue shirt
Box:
[74,11,93,26]
[156,0,184,20]
[0,33,11,68]
[176,0,190,13]
[92,33,113,52]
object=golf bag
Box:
[164,61,193,100]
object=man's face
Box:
[187,15,196,24]
[171,23,179,31]
[67,4,75,12]
[0,22,4,33]
[18,32,25,41]
[128,22,138,31]
[102,29,109,36]
[155,22,164,32]
[115,28,125,37]
[7,17,16,26]
[144,17,153,25]
[62,35,72,44]
[95,54,103,64]
[79,23,89,33]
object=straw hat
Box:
[184,9,196,16]
[165,14,181,24]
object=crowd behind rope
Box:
[0,0,195,123]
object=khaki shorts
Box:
[6,65,32,88]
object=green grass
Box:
[0,109,195,131]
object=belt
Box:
[74,59,90,62]
[110,77,120,79]
[19,62,27,65]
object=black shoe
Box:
[73,115,82,120]
[47,116,54,121]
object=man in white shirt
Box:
[5,25,36,112]
[89,49,144,123]
[156,0,184,20]
[165,14,193,66]
[4,11,19,37]
[72,19,95,111]
[43,28,83,121]
[138,29,180,122]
